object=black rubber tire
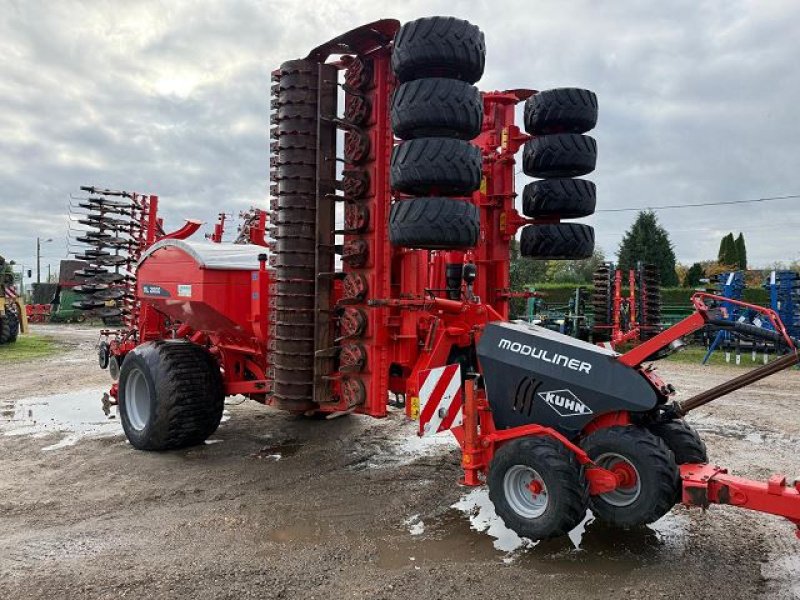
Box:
[0,314,9,344]
[390,138,481,195]
[649,419,708,464]
[6,311,19,343]
[581,426,679,528]
[520,223,594,259]
[98,341,110,369]
[524,88,598,135]
[389,197,479,249]
[391,78,482,141]
[522,133,597,178]
[118,341,225,451]
[522,179,596,219]
[392,16,486,84]
[488,436,588,540]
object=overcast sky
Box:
[1,0,799,284]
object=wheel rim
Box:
[503,465,549,519]
[125,367,151,431]
[595,452,641,507]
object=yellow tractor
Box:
[0,256,28,345]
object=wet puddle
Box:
[250,438,304,461]
[347,416,459,471]
[265,520,329,544]
[381,488,688,569]
[0,388,121,450]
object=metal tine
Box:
[80,186,133,198]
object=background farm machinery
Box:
[69,17,800,540]
[0,256,27,344]
[524,286,592,340]
[591,261,662,345]
[519,262,664,346]
[701,270,800,364]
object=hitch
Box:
[681,464,800,538]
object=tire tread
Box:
[520,223,595,259]
[392,17,486,84]
[389,197,479,249]
[390,138,481,195]
[391,78,482,140]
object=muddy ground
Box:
[1,325,798,599]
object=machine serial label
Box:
[142,284,170,297]
[177,284,192,298]
[537,389,593,417]
[497,338,592,374]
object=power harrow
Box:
[79,17,800,540]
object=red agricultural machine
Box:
[75,17,800,540]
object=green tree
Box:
[509,238,548,317]
[734,233,747,270]
[684,262,705,287]
[717,233,738,267]
[0,257,15,286]
[545,248,605,283]
[617,210,678,286]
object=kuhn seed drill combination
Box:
[74,18,799,539]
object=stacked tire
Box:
[519,88,598,259]
[388,16,485,249]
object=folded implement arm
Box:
[617,292,800,536]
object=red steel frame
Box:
[99,22,800,537]
[444,291,800,535]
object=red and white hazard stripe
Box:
[417,364,463,437]
[4,285,17,299]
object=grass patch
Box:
[0,334,60,363]
[664,346,774,368]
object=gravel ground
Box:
[1,325,798,599]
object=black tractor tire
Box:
[524,88,598,135]
[522,179,596,219]
[0,314,9,344]
[390,138,482,195]
[392,16,486,84]
[581,426,679,528]
[520,223,594,259]
[488,436,588,540]
[389,197,479,249]
[391,78,483,141]
[118,341,225,451]
[522,133,597,178]
[649,419,708,464]
[6,311,19,343]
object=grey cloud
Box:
[1,0,799,280]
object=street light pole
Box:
[36,237,53,284]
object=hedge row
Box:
[526,284,770,307]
